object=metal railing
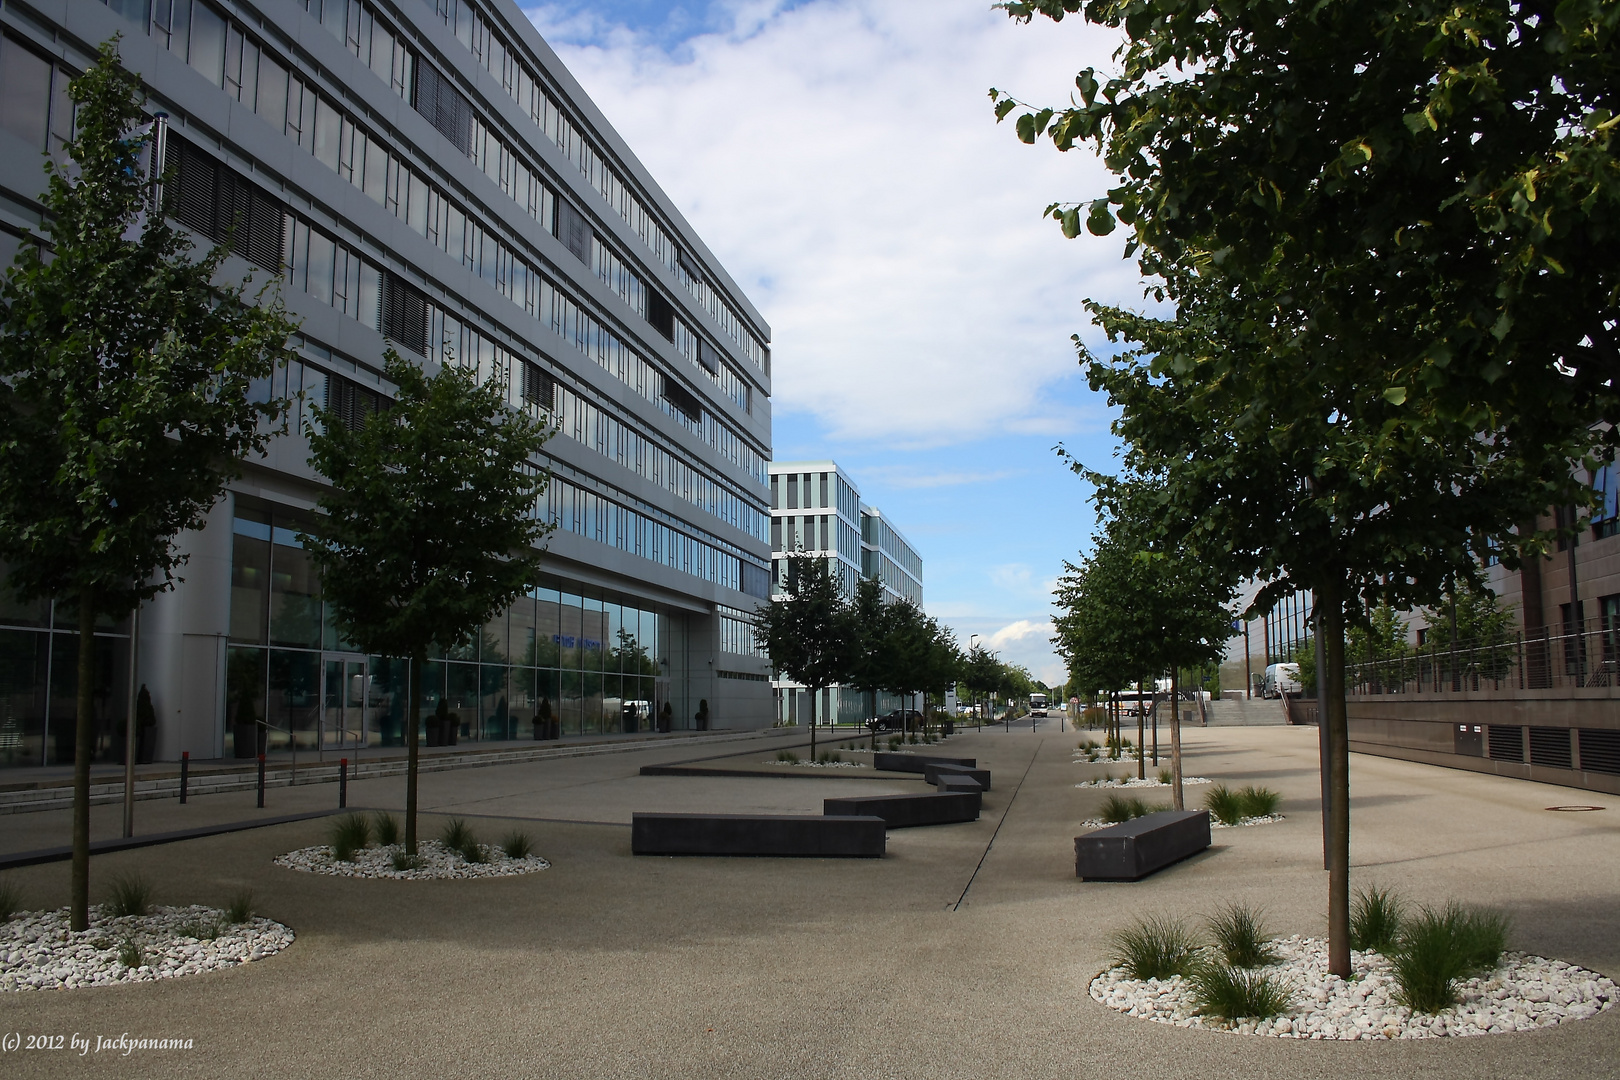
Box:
[1345,616,1620,697]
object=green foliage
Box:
[1391,904,1512,1012]
[105,873,153,918]
[887,736,902,751]
[1188,962,1293,1021]
[1157,767,1172,785]
[776,750,799,763]
[328,813,373,861]
[176,914,220,940]
[752,552,855,700]
[441,818,484,862]
[1101,793,1150,823]
[0,876,20,922]
[499,830,534,860]
[224,890,254,925]
[1206,903,1277,968]
[1203,785,1244,826]
[1350,886,1405,953]
[1110,915,1197,980]
[1238,786,1281,818]
[117,939,143,969]
[391,850,422,872]
[373,813,400,847]
[0,40,297,932]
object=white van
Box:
[1263,663,1302,698]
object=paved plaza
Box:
[1,723,1616,1079]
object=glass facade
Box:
[221,506,685,758]
[0,565,132,768]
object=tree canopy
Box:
[303,348,553,853]
[0,40,296,930]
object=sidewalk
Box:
[1,723,1615,1079]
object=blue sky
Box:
[523,1,1141,685]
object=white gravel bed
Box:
[1076,813,1284,830]
[1,905,292,991]
[1075,776,1213,789]
[1091,934,1615,1038]
[275,840,550,879]
[774,759,865,769]
[1211,814,1285,829]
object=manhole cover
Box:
[1546,805,1605,812]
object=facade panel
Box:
[0,0,774,763]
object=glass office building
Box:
[767,461,925,726]
[0,0,774,765]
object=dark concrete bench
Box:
[934,773,983,796]
[1074,810,1212,881]
[823,791,979,828]
[923,762,991,790]
[632,813,885,857]
[872,752,975,775]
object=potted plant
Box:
[658,701,673,733]
[533,698,552,741]
[231,681,262,759]
[694,698,710,731]
[427,697,448,747]
[135,684,157,763]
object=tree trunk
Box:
[1320,577,1352,978]
[1170,667,1184,811]
[406,648,423,856]
[810,686,818,760]
[71,585,96,932]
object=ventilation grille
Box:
[1528,727,1572,770]
[1579,728,1620,775]
[381,271,428,357]
[1487,724,1524,763]
[325,373,385,432]
[646,290,675,342]
[555,198,591,266]
[169,137,285,271]
[660,375,702,423]
[413,64,472,155]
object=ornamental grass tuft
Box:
[0,876,20,923]
[1203,784,1245,826]
[106,873,154,918]
[391,850,422,872]
[441,818,485,863]
[500,830,534,859]
[1189,961,1293,1020]
[224,889,254,925]
[373,812,401,847]
[1101,793,1151,823]
[1350,885,1405,953]
[117,938,144,969]
[1110,915,1198,980]
[328,813,373,861]
[1391,903,1511,1013]
[1237,785,1281,818]
[1206,902,1277,968]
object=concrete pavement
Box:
[1,722,1616,1078]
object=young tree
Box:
[303,349,552,855]
[0,41,296,930]
[753,552,854,759]
[846,576,894,740]
[998,0,1616,979]
[962,644,1003,727]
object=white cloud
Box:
[984,618,1052,651]
[524,0,1136,447]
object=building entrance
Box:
[321,655,371,754]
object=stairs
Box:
[1203,697,1287,726]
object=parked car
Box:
[866,709,923,732]
[1263,663,1302,698]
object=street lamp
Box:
[969,634,980,730]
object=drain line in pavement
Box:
[952,741,1043,911]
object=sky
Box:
[522,0,1147,687]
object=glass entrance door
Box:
[322,656,368,752]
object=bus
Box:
[1029,693,1048,717]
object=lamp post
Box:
[969,634,980,731]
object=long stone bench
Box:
[923,762,991,790]
[1074,810,1211,881]
[872,752,975,775]
[631,812,886,857]
[823,791,979,828]
[934,773,983,796]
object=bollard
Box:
[339,757,348,808]
[179,751,189,804]
[257,753,266,809]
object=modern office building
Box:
[0,0,774,768]
[767,461,924,726]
